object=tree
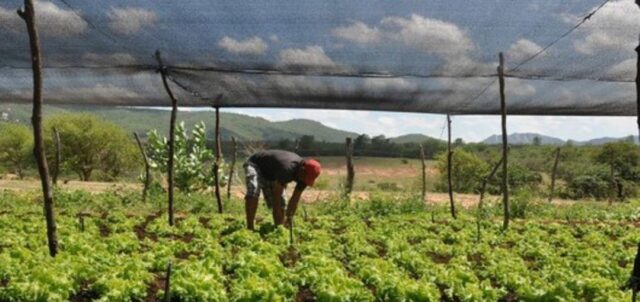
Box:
[0,123,33,178]
[354,134,370,150]
[532,136,541,146]
[146,121,227,193]
[595,141,640,180]
[298,135,315,151]
[435,149,489,193]
[43,114,139,181]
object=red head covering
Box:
[303,159,321,186]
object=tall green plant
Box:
[146,121,227,193]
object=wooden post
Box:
[345,137,354,197]
[134,132,151,202]
[478,157,504,210]
[446,114,456,219]
[419,143,427,201]
[628,243,640,301]
[164,261,172,302]
[226,136,237,200]
[78,214,85,232]
[52,127,61,186]
[636,32,640,150]
[155,50,176,226]
[548,147,561,203]
[18,0,58,257]
[213,106,223,213]
[498,52,510,230]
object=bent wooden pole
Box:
[155,50,177,226]
[227,136,237,200]
[345,137,355,198]
[478,157,504,210]
[134,132,151,202]
[419,143,427,202]
[548,147,561,203]
[52,127,61,186]
[447,114,456,219]
[213,106,223,213]
[498,52,510,230]
[18,0,58,257]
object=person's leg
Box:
[243,163,260,230]
[265,182,285,225]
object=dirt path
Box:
[1,179,574,208]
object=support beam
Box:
[134,132,151,202]
[213,106,223,213]
[52,127,61,186]
[419,143,427,202]
[227,136,237,200]
[478,157,503,210]
[548,147,561,203]
[498,52,510,230]
[636,32,640,145]
[447,114,456,219]
[155,50,176,226]
[18,0,58,257]
[345,137,354,198]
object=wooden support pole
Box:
[155,50,176,226]
[446,114,456,219]
[52,127,61,186]
[164,261,172,302]
[134,132,151,202]
[498,52,510,230]
[18,0,58,257]
[226,136,237,200]
[478,157,503,210]
[213,106,223,213]
[636,31,640,148]
[628,243,640,301]
[419,143,427,201]
[548,147,561,203]
[345,137,355,197]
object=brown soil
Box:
[0,277,9,287]
[134,212,161,241]
[295,287,315,302]
[280,246,301,268]
[367,240,387,257]
[198,217,211,228]
[69,280,99,302]
[428,252,453,264]
[98,222,111,237]
[145,274,167,302]
[499,292,518,302]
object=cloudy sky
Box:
[0,0,639,138]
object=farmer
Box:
[243,149,321,230]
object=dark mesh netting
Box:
[0,0,638,115]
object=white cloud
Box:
[572,0,640,55]
[107,7,157,35]
[218,36,268,55]
[82,52,137,66]
[64,84,141,100]
[381,14,474,57]
[607,59,635,79]
[0,0,86,37]
[269,34,279,42]
[278,45,343,71]
[362,78,418,91]
[332,21,382,44]
[506,39,544,63]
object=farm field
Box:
[1,189,639,301]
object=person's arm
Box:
[285,183,306,225]
[271,182,286,225]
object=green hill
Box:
[390,134,442,144]
[0,104,357,143]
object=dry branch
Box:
[134,132,151,202]
[18,0,59,257]
[446,114,456,219]
[213,106,223,213]
[227,136,237,200]
[498,52,510,230]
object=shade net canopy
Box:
[0,0,638,115]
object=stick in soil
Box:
[163,261,172,302]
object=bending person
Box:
[243,149,321,230]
